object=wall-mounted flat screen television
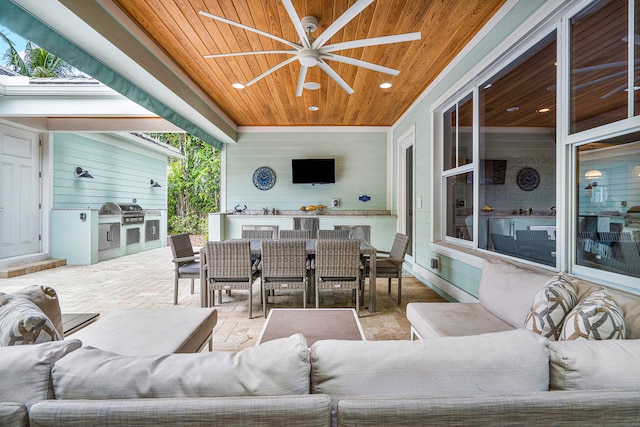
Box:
[292,158,335,184]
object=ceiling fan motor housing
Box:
[301,16,318,33]
[298,49,320,67]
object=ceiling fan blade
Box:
[199,10,301,50]
[296,66,308,97]
[204,50,296,59]
[282,0,311,48]
[245,56,299,87]
[317,60,354,95]
[322,32,421,53]
[312,0,374,49]
[322,53,400,76]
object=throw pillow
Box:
[560,289,626,340]
[12,286,63,338]
[0,293,62,346]
[523,275,577,340]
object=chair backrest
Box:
[598,231,634,242]
[334,225,371,243]
[317,229,350,239]
[261,240,307,279]
[279,229,311,239]
[315,240,360,278]
[389,233,410,260]
[516,230,549,240]
[168,233,194,264]
[241,229,274,239]
[242,224,279,237]
[205,240,252,280]
[293,217,319,236]
[491,233,519,256]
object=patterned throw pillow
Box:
[0,293,62,346]
[560,289,626,340]
[524,275,577,340]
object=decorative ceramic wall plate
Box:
[516,167,540,191]
[252,166,276,190]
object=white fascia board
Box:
[13,0,237,145]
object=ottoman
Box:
[70,308,217,356]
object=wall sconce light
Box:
[75,166,93,179]
[584,144,602,179]
[149,179,161,188]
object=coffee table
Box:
[256,308,365,346]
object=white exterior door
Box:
[0,125,41,259]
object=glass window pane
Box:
[635,0,640,116]
[571,0,628,133]
[458,94,473,166]
[443,105,457,170]
[445,174,474,241]
[577,135,640,278]
[478,34,557,266]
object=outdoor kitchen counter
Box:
[208,211,398,251]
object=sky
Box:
[0,24,28,53]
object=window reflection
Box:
[577,137,640,278]
[446,174,473,241]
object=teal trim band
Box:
[1,0,224,149]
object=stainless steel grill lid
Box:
[99,202,145,225]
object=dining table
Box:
[199,238,379,313]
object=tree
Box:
[151,133,221,237]
[1,31,81,77]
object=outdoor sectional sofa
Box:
[1,267,640,426]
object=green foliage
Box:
[1,33,81,78]
[151,133,221,237]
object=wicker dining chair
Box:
[317,229,351,239]
[315,239,362,316]
[168,233,200,305]
[365,233,409,305]
[260,240,308,317]
[241,229,275,239]
[279,229,311,239]
[204,240,256,318]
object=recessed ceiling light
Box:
[379,82,392,89]
[304,82,321,90]
[483,83,492,89]
[232,82,245,89]
[537,108,551,113]
[506,106,519,112]
[308,106,319,111]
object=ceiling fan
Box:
[199,0,421,96]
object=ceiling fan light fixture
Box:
[298,50,319,67]
[304,82,321,90]
[232,82,245,89]
[379,82,392,89]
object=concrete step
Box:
[0,259,67,279]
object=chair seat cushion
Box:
[178,261,200,275]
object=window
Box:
[576,136,640,278]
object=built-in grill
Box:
[99,202,145,225]
[625,206,640,228]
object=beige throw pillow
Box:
[560,289,625,340]
[524,275,577,340]
[0,293,62,346]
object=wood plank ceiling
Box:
[112,0,507,127]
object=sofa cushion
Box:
[549,339,640,390]
[0,339,81,407]
[560,289,626,340]
[30,395,332,427]
[52,333,310,399]
[0,402,28,427]
[523,275,577,340]
[11,286,63,338]
[311,329,549,399]
[479,259,553,327]
[406,302,513,338]
[0,293,62,346]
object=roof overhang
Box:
[1,0,237,148]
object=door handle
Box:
[106,231,112,242]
